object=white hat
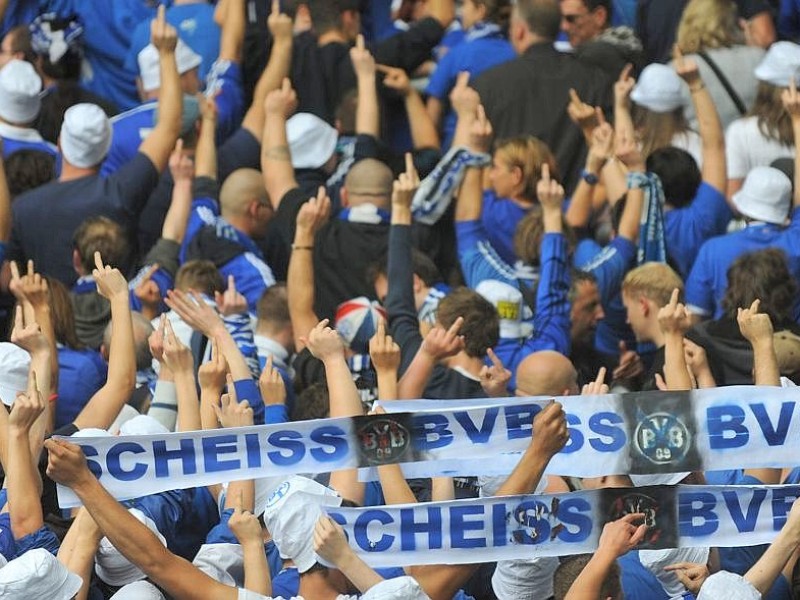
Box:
[475,280,532,339]
[0,60,42,124]
[631,64,685,112]
[262,476,342,573]
[138,40,202,92]
[109,404,142,435]
[192,543,244,586]
[110,580,166,599]
[0,548,83,600]
[629,472,691,487]
[732,166,792,224]
[286,113,338,169]
[697,571,760,600]
[60,103,112,168]
[72,427,110,438]
[119,414,169,436]
[755,41,800,87]
[95,508,167,586]
[361,575,432,600]
[0,342,30,406]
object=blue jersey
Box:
[181,197,276,312]
[0,123,59,160]
[664,182,732,278]
[480,190,532,267]
[43,0,158,111]
[0,0,38,39]
[56,346,108,429]
[575,236,637,356]
[125,2,220,83]
[426,31,515,149]
[686,209,800,318]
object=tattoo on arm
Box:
[263,145,291,161]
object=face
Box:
[570,280,604,347]
[560,0,605,48]
[489,154,519,199]
[461,0,485,30]
[0,32,18,69]
[622,291,647,342]
[373,274,388,304]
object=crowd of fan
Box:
[0,0,800,598]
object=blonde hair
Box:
[676,0,741,54]
[494,136,558,202]
[632,106,691,160]
[622,263,684,307]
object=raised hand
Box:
[537,163,565,211]
[296,186,331,237]
[377,64,411,96]
[313,516,351,565]
[228,490,262,544]
[531,401,569,458]
[162,317,194,374]
[658,288,692,336]
[149,314,167,364]
[169,139,194,183]
[8,370,44,433]
[598,513,648,558]
[369,318,401,373]
[581,366,609,396]
[93,252,129,301]
[480,347,512,398]
[133,264,162,311]
[215,275,248,317]
[10,305,48,356]
[198,337,228,391]
[151,4,177,53]
[587,118,613,173]
[567,88,601,131]
[663,562,710,595]
[391,152,420,211]
[9,260,49,309]
[421,317,465,360]
[468,104,493,154]
[615,129,645,172]
[672,44,702,89]
[614,63,635,107]
[612,341,644,381]
[214,375,254,428]
[737,299,774,345]
[165,289,224,337]
[449,71,479,118]
[303,319,345,362]
[267,0,293,41]
[350,34,375,79]
[259,355,286,407]
[783,77,800,120]
[44,438,92,489]
[264,76,297,118]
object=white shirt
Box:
[726,115,795,179]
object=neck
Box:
[224,214,251,236]
[60,161,97,182]
[517,32,552,54]
[297,572,342,599]
[444,352,484,378]
[318,29,349,46]
[647,322,666,349]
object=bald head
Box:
[515,350,578,396]
[343,158,393,209]
[220,168,270,217]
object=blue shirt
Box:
[686,208,800,318]
[664,182,732,279]
[43,0,158,111]
[480,190,532,267]
[0,123,59,160]
[425,32,515,149]
[125,2,220,83]
[618,550,670,600]
[56,346,107,428]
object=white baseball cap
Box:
[0,548,83,600]
[262,476,342,573]
[732,166,792,224]
[361,575,432,599]
[631,64,685,112]
[95,508,167,586]
[286,113,338,169]
[475,280,533,340]
[0,60,42,124]
[0,342,30,406]
[59,103,112,168]
[137,39,202,92]
[110,580,166,599]
[755,41,800,87]
[697,571,760,600]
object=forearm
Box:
[0,155,10,241]
[542,206,563,234]
[7,428,43,537]
[217,0,244,63]
[793,119,800,207]
[241,538,270,595]
[746,525,800,594]
[663,334,693,390]
[195,116,218,179]
[425,96,443,129]
[356,73,379,137]
[565,180,596,228]
[692,85,726,191]
[148,378,178,431]
[57,511,101,600]
[565,551,616,600]
[454,167,483,222]
[397,350,436,399]
[614,101,635,144]
[494,446,549,496]
[242,38,292,140]
[752,339,780,386]
[377,463,418,505]
[28,350,52,450]
[336,551,384,592]
[325,358,363,417]
[616,186,644,242]
[156,52,182,140]
[217,328,253,382]
[431,477,454,501]
[33,305,58,393]
[600,158,628,205]
[174,370,201,432]
[287,230,317,351]
[262,113,296,205]
[407,91,439,149]
[200,386,222,429]
[376,369,399,401]
[162,179,193,242]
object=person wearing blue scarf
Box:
[425,0,515,149]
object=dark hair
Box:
[515,0,561,41]
[584,0,612,18]
[4,26,35,63]
[35,18,82,80]
[471,0,513,29]
[335,88,358,135]
[646,146,702,208]
[292,382,330,421]
[72,216,131,274]
[307,0,360,34]
[749,81,795,147]
[5,149,56,197]
[174,260,225,296]
[513,207,577,266]
[367,248,442,287]
[44,276,84,349]
[722,248,799,328]
[554,555,621,600]
[257,284,291,328]
[436,287,499,358]
[569,269,598,302]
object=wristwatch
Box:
[580,169,599,185]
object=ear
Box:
[412,273,424,294]
[72,248,83,275]
[511,165,524,187]
[639,296,650,318]
[593,6,608,28]
[340,186,350,208]
[247,198,260,219]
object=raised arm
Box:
[162,318,201,432]
[139,6,182,173]
[287,187,330,353]
[194,96,218,180]
[566,119,613,229]
[0,148,10,242]
[381,65,440,150]
[613,64,636,158]
[745,498,800,595]
[162,140,195,244]
[217,0,245,64]
[315,517,384,592]
[57,508,102,600]
[738,299,780,387]
[658,288,694,391]
[241,0,293,142]
[454,103,490,223]
[227,487,270,596]
[674,46,726,194]
[45,438,237,600]
[613,130,646,243]
[73,254,136,431]
[262,77,299,209]
[351,35,379,138]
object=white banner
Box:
[56,386,800,507]
[327,484,800,567]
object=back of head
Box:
[174,260,225,296]
[307,0,360,34]
[676,0,740,53]
[343,158,393,209]
[722,248,798,327]
[73,216,131,274]
[44,275,83,349]
[437,287,499,358]
[553,555,621,600]
[622,262,683,306]
[646,146,701,208]
[515,350,578,396]
[59,103,112,169]
[257,284,291,328]
[5,149,56,197]
[514,0,561,41]
[220,168,270,217]
[2,25,34,63]
[474,0,513,29]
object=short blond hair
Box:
[622,262,683,307]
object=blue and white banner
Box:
[56,386,800,507]
[327,484,800,567]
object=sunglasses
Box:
[562,13,586,24]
